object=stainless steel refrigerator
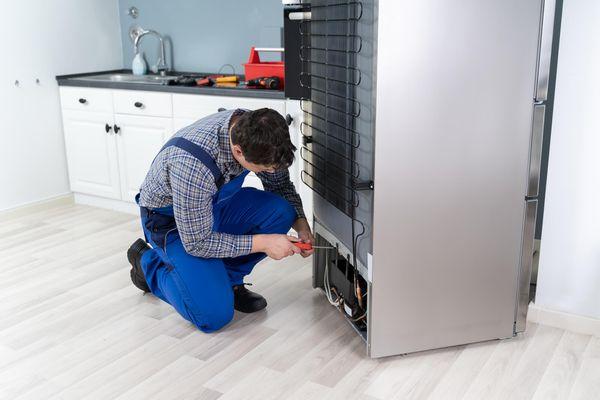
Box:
[290,0,557,358]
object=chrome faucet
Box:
[133,28,168,76]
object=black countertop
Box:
[56,70,286,100]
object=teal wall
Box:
[119,0,283,74]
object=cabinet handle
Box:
[285,114,293,126]
[105,123,112,133]
[113,124,121,134]
[134,101,144,108]
[217,107,226,112]
[78,98,87,104]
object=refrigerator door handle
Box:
[527,104,546,198]
[535,0,556,101]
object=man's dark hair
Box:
[230,108,296,169]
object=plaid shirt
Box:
[139,109,304,259]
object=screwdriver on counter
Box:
[293,242,334,251]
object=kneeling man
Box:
[127,108,313,332]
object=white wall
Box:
[536,0,600,319]
[0,0,123,211]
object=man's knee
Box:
[187,290,234,333]
[269,195,297,229]
[195,306,234,333]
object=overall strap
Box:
[161,137,224,188]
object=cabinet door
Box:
[172,117,196,134]
[114,114,173,203]
[62,110,120,199]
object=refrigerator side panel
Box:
[516,200,539,332]
[535,0,557,102]
[370,0,543,357]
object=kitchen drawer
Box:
[60,87,113,113]
[173,94,286,119]
[113,90,172,117]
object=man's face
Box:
[231,143,277,174]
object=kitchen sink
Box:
[72,73,178,85]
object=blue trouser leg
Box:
[138,187,296,332]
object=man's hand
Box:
[252,234,301,260]
[293,218,315,258]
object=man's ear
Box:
[232,144,244,157]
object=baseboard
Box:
[0,193,74,217]
[528,303,600,337]
[73,193,138,215]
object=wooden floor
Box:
[1,203,599,400]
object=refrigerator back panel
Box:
[370,0,544,357]
[300,0,376,269]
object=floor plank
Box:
[568,337,600,400]
[532,331,591,400]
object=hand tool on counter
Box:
[167,76,199,86]
[214,75,239,83]
[242,76,281,90]
[293,242,334,251]
[196,75,239,86]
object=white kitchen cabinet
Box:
[172,117,196,133]
[59,86,312,216]
[172,94,285,120]
[171,95,286,137]
[61,110,121,199]
[114,114,173,202]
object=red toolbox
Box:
[243,47,285,88]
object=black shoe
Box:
[127,239,151,293]
[233,284,267,313]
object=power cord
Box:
[323,247,342,307]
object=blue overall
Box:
[137,138,296,332]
